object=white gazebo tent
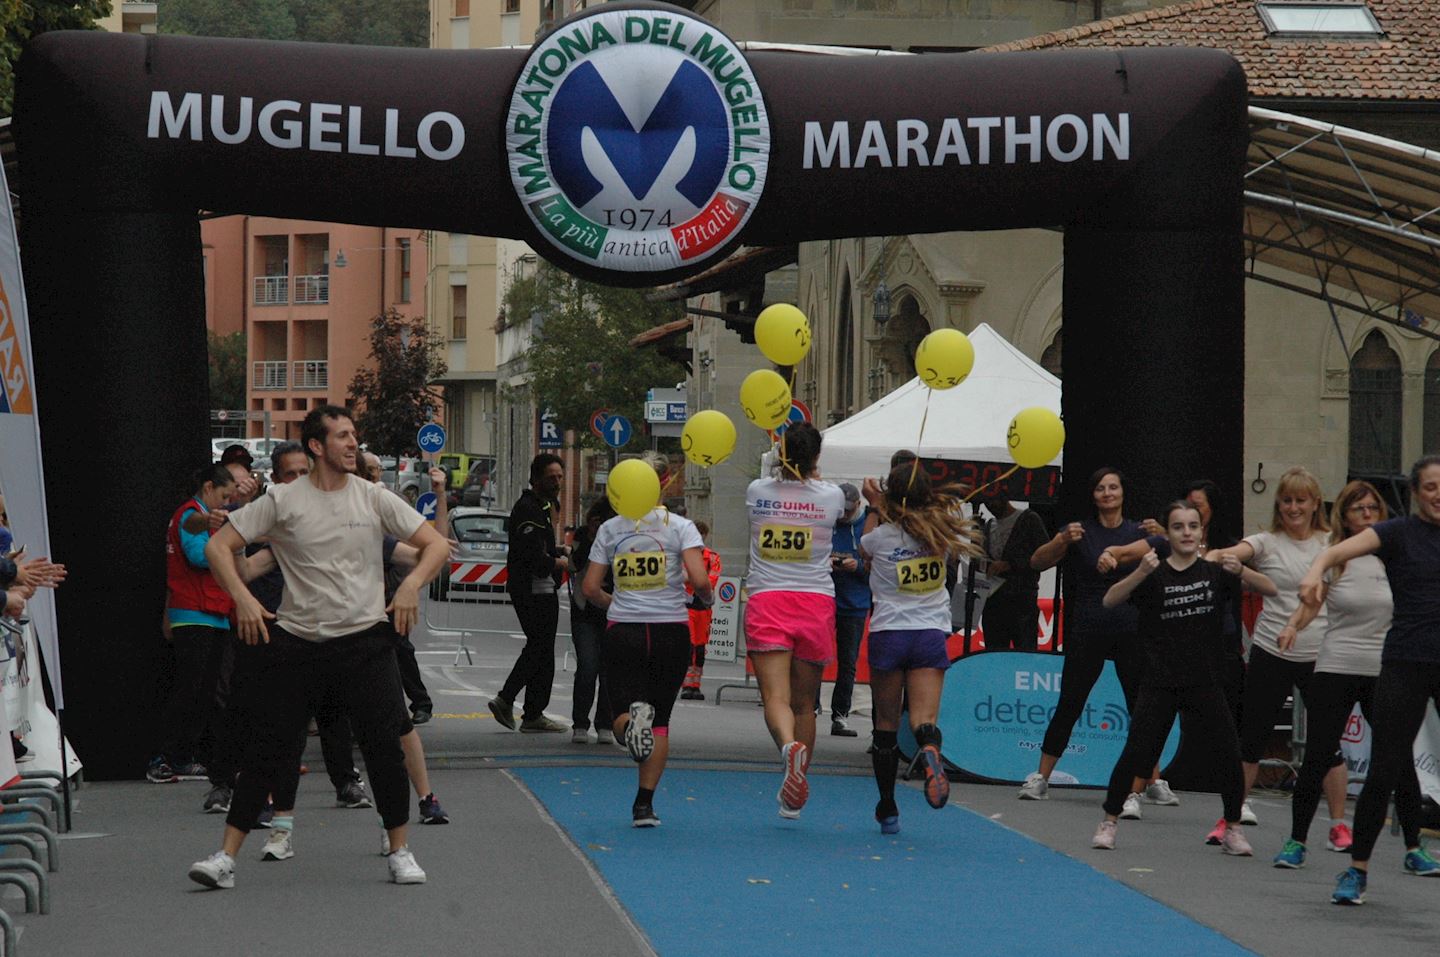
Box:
[820,323,1062,486]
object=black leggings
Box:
[603,621,690,732]
[1292,671,1422,847]
[1104,683,1243,820]
[1350,662,1440,863]
[1041,630,1143,759]
[158,625,228,763]
[1239,646,1338,766]
[982,590,1038,652]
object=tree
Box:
[207,330,247,411]
[347,308,447,455]
[508,262,687,452]
[1,0,111,116]
[160,0,427,47]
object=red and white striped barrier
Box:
[448,561,508,587]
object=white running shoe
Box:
[387,846,427,884]
[1092,820,1117,850]
[1240,800,1258,826]
[1018,772,1049,801]
[624,702,656,763]
[1119,793,1143,820]
[261,828,294,861]
[188,850,236,889]
[1144,779,1180,806]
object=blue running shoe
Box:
[1273,839,1307,869]
[1404,846,1440,876]
[1332,867,1367,905]
[876,800,899,835]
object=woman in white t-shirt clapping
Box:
[859,464,982,834]
[583,454,714,828]
[1205,467,1348,842]
[1270,480,1434,872]
[744,423,847,820]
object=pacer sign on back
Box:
[935,650,1177,786]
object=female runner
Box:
[744,422,847,819]
[1205,467,1349,842]
[859,464,982,833]
[582,455,713,827]
[1092,501,1275,853]
[1021,467,1162,804]
[1272,481,1434,874]
[1300,456,1440,904]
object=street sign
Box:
[601,414,632,448]
[772,399,813,437]
[415,491,438,521]
[644,400,688,423]
[706,576,742,662]
[538,408,562,448]
[589,408,609,440]
[416,423,446,455]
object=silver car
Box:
[444,507,510,600]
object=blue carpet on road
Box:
[515,767,1255,957]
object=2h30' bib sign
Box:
[506,6,770,273]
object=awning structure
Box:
[1246,107,1440,344]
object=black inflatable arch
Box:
[15,2,1245,776]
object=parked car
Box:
[445,507,510,600]
[436,453,495,490]
[379,455,427,502]
[460,460,498,507]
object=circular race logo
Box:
[506,7,770,274]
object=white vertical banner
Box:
[0,160,64,709]
[1336,702,1440,803]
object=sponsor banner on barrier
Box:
[1,620,80,783]
[1338,702,1440,803]
[935,650,1178,786]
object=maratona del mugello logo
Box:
[506,7,770,273]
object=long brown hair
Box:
[872,464,983,562]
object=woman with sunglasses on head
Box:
[1271,481,1435,875]
[744,422,847,820]
[1020,467,1163,805]
[858,465,982,833]
[1300,456,1440,904]
[1204,467,1349,844]
[1091,500,1276,854]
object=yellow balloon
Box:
[607,458,661,520]
[1007,407,1065,469]
[914,328,975,390]
[739,369,793,430]
[681,410,737,467]
[755,304,812,366]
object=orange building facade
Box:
[201,217,430,442]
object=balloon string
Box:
[962,465,1020,503]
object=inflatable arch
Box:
[15,2,1246,775]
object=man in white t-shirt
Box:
[186,405,449,891]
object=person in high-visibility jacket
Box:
[681,522,722,700]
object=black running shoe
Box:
[632,803,661,828]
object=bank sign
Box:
[506,8,770,273]
[937,651,1178,786]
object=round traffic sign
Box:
[416,423,446,454]
[415,491,438,520]
[601,414,633,449]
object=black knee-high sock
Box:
[872,730,899,806]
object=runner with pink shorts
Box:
[744,423,846,819]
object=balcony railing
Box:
[294,274,329,304]
[292,360,329,390]
[253,276,288,305]
[253,360,287,390]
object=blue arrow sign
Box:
[416,423,446,454]
[601,414,632,448]
[415,491,438,520]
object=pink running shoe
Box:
[1204,818,1227,846]
[1222,823,1254,857]
[778,741,810,816]
[1092,820,1117,850]
[1328,822,1354,852]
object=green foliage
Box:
[508,262,686,452]
[159,0,428,46]
[347,308,448,456]
[1,0,111,116]
[206,330,248,411]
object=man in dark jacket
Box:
[978,487,1048,652]
[488,453,569,733]
[829,483,870,736]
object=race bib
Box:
[897,556,945,594]
[758,524,812,562]
[614,551,667,591]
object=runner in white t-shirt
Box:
[1270,481,1435,873]
[1206,466,1348,838]
[744,423,846,819]
[187,405,449,891]
[583,453,713,828]
[859,464,981,834]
